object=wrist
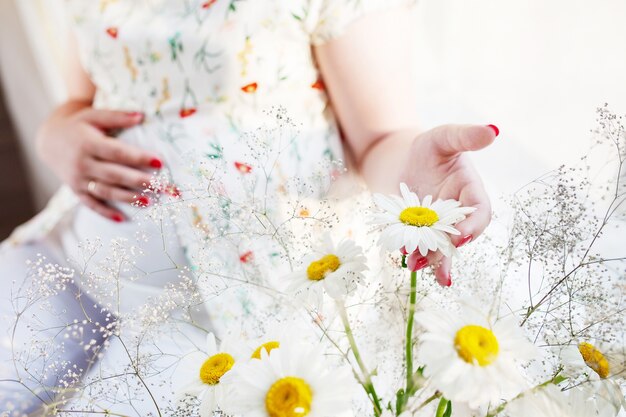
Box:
[359,129,420,193]
[54,98,92,118]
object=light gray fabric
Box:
[0,242,110,415]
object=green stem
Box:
[485,373,566,417]
[336,300,383,416]
[415,391,441,411]
[405,270,418,394]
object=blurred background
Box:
[0,0,625,240]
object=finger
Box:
[86,160,154,191]
[80,109,144,129]
[432,124,499,157]
[407,250,429,271]
[76,193,126,223]
[434,257,452,287]
[451,189,492,245]
[82,179,147,205]
[90,138,163,170]
[425,250,444,270]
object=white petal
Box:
[400,183,419,206]
[373,194,403,215]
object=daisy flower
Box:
[560,340,626,413]
[414,302,536,408]
[285,234,367,305]
[177,333,245,416]
[220,340,355,417]
[246,321,313,361]
[560,339,626,381]
[505,384,618,417]
[370,183,476,257]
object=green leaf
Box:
[406,368,424,395]
[435,398,451,417]
[395,388,406,415]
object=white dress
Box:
[0,0,414,415]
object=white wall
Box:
[413,0,626,187]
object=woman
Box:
[0,0,497,414]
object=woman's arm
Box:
[314,6,498,285]
[36,35,161,221]
[313,6,419,192]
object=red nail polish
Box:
[149,158,163,169]
[111,213,125,223]
[410,257,429,271]
[136,196,150,207]
[456,235,473,248]
[487,124,500,137]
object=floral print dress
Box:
[6,0,413,333]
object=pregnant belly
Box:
[60,202,189,315]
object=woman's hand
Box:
[36,101,162,222]
[400,124,498,285]
[314,6,498,285]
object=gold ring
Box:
[87,180,97,194]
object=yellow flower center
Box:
[199,352,235,385]
[399,206,439,227]
[454,325,500,366]
[265,376,313,417]
[306,254,340,281]
[252,341,281,359]
[578,342,610,379]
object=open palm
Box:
[400,124,499,285]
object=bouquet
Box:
[5,107,625,417]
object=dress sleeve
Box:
[308,0,417,45]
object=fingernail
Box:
[456,235,473,248]
[437,273,452,287]
[486,124,500,137]
[409,256,429,272]
[136,196,150,207]
[111,213,125,223]
[149,158,163,169]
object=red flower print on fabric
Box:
[202,0,218,8]
[239,251,254,263]
[234,161,252,173]
[311,79,325,90]
[106,27,119,39]
[179,108,197,118]
[241,82,258,93]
